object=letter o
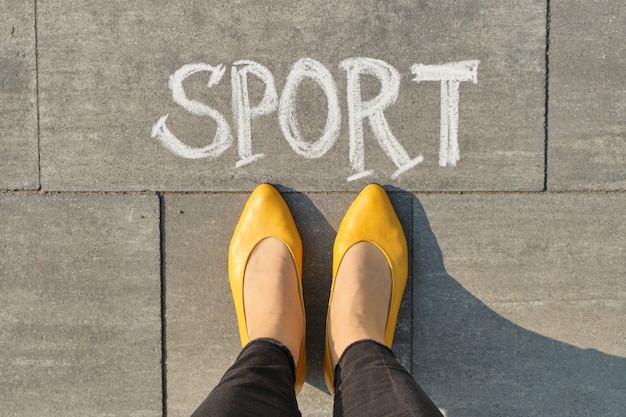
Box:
[278,58,341,159]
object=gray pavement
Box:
[1,1,624,416]
[1,195,161,416]
[0,0,38,190]
[549,1,626,190]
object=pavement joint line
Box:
[34,0,42,191]
[408,194,415,375]
[543,0,551,192]
[158,192,168,417]
[1,190,625,196]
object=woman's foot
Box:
[244,237,304,365]
[327,241,391,366]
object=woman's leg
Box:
[190,338,301,417]
[191,227,305,416]
[328,242,443,417]
[333,340,442,417]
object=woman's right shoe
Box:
[228,183,307,394]
[324,184,408,395]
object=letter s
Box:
[151,63,233,159]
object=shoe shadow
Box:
[278,185,625,416]
[406,191,626,417]
[279,186,416,395]
[281,190,341,393]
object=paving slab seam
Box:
[455,190,626,195]
[0,190,162,196]
[543,0,551,192]
[158,192,168,417]
[408,195,415,375]
[1,190,625,196]
[34,0,41,190]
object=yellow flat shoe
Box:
[324,183,408,395]
[228,183,307,394]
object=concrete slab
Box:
[548,2,626,190]
[0,194,161,416]
[412,193,626,417]
[39,1,545,192]
[0,0,39,190]
[164,190,413,417]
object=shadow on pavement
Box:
[409,193,626,417]
[283,191,338,393]
[283,188,415,395]
[275,185,624,415]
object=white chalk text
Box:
[152,58,479,180]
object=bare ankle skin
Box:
[328,241,391,366]
[243,238,303,364]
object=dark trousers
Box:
[191,338,443,417]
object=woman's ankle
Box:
[244,238,304,364]
[328,242,391,365]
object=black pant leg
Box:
[333,340,443,417]
[191,338,301,417]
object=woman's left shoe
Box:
[324,184,408,395]
[228,183,307,394]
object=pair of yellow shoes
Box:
[228,183,408,395]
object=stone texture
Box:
[548,2,626,190]
[39,0,545,191]
[163,193,246,417]
[4,2,624,417]
[412,193,626,417]
[0,0,39,190]
[0,194,161,416]
[164,190,413,417]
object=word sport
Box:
[152,57,479,180]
